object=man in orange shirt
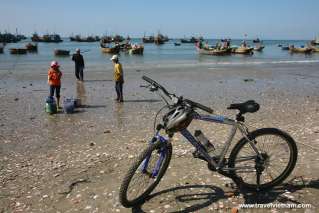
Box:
[48,61,62,108]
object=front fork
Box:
[141,132,169,178]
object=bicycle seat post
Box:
[236,113,245,122]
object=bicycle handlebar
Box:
[142,75,214,114]
[184,99,214,114]
[142,76,171,97]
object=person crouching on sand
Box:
[111,55,124,102]
[48,61,62,108]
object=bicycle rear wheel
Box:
[228,128,298,190]
[119,140,172,207]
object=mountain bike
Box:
[119,76,298,207]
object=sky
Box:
[0,0,318,40]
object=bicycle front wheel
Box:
[228,128,298,190]
[119,140,172,207]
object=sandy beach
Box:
[0,62,319,212]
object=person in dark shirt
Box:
[72,48,85,81]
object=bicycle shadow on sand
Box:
[132,177,319,212]
[132,184,226,213]
[240,177,319,205]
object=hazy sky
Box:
[1,0,318,39]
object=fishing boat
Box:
[101,47,120,54]
[196,46,231,55]
[10,48,27,54]
[289,45,312,54]
[154,34,165,45]
[174,42,181,46]
[0,32,25,43]
[112,35,125,43]
[232,46,254,54]
[310,37,319,45]
[129,45,144,55]
[253,38,261,43]
[70,35,100,42]
[32,33,63,43]
[142,36,154,43]
[254,45,265,51]
[181,37,197,43]
[100,36,112,43]
[100,43,120,54]
[54,49,70,56]
[25,43,38,52]
[154,38,164,45]
[309,45,319,52]
[281,46,289,50]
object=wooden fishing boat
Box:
[54,49,70,56]
[289,46,313,54]
[254,45,265,51]
[129,46,144,55]
[26,43,38,52]
[100,36,112,43]
[232,47,254,54]
[100,44,120,54]
[142,36,154,43]
[154,34,165,45]
[10,48,27,54]
[32,33,63,43]
[154,38,164,45]
[253,38,261,43]
[310,37,319,45]
[181,37,197,43]
[309,45,319,52]
[281,46,289,50]
[196,46,231,55]
[112,35,125,43]
[174,42,181,46]
[70,35,100,42]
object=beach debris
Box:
[59,178,90,195]
[243,78,255,82]
[104,130,111,134]
[14,98,19,101]
[89,142,95,146]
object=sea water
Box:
[0,38,318,73]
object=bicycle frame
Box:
[141,113,262,177]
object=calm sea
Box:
[0,38,319,73]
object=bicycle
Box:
[119,76,298,207]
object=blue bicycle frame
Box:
[141,113,261,177]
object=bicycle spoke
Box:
[233,132,293,186]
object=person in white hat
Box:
[72,48,85,81]
[111,55,124,102]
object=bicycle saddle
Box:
[227,100,260,114]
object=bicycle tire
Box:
[228,128,298,190]
[119,140,172,207]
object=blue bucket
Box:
[63,98,75,114]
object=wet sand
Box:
[0,63,319,212]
